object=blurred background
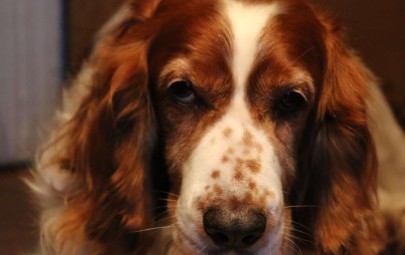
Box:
[0,0,403,254]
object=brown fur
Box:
[33,0,391,254]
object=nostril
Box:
[203,208,233,246]
[242,232,263,246]
[205,228,230,245]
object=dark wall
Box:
[67,0,404,127]
[66,0,124,74]
[309,0,405,127]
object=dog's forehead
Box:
[151,0,322,83]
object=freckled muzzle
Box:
[177,125,284,253]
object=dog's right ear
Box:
[33,1,165,253]
[95,0,161,46]
[294,12,385,254]
[71,0,166,248]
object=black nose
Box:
[203,207,266,249]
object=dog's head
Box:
[58,0,381,254]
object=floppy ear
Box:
[58,0,162,252]
[295,16,385,254]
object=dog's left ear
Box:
[296,16,385,254]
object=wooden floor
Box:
[0,165,38,255]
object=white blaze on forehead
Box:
[176,1,284,252]
[179,0,283,207]
[224,0,280,94]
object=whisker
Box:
[285,230,314,245]
[282,190,291,196]
[285,235,302,255]
[284,205,318,209]
[154,213,176,221]
[284,226,312,238]
[280,47,314,73]
[152,204,177,210]
[287,219,313,232]
[154,190,180,198]
[132,225,174,233]
[159,198,178,202]
[154,213,173,223]
[197,243,209,255]
[152,205,175,211]
[152,208,176,220]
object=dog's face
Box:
[146,0,323,253]
[58,0,377,254]
[27,0,388,251]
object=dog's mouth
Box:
[171,225,285,255]
[171,201,286,255]
[171,231,257,255]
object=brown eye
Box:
[168,80,196,104]
[274,90,307,119]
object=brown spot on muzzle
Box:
[245,159,261,173]
[211,170,220,179]
[223,127,233,138]
[234,168,244,181]
[222,155,230,163]
[213,184,223,195]
[248,179,257,190]
[234,158,244,181]
[243,130,254,146]
[227,147,234,155]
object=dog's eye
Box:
[168,80,196,104]
[274,90,307,119]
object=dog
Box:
[29,0,405,254]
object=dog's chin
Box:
[170,221,285,255]
[171,239,285,255]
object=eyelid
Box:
[287,84,313,102]
[291,88,309,101]
[167,78,187,87]
[168,78,206,96]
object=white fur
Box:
[175,1,284,254]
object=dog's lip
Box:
[175,225,256,255]
[200,247,255,255]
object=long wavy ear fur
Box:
[76,41,155,247]
[32,0,163,253]
[294,14,386,254]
